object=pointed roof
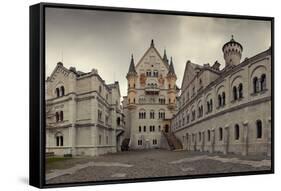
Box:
[168,57,176,75]
[163,49,169,64]
[222,35,243,51]
[135,39,169,70]
[150,39,155,47]
[127,54,137,75]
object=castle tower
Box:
[126,54,137,110]
[167,57,177,110]
[222,35,243,67]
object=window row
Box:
[181,73,267,108]
[138,97,166,104]
[146,70,159,77]
[188,120,263,143]
[137,139,158,145]
[139,111,165,119]
[138,125,161,132]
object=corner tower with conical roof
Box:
[167,57,177,110]
[222,35,243,67]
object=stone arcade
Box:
[171,36,271,156]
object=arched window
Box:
[55,133,63,146]
[234,124,240,140]
[207,130,211,141]
[256,120,262,138]
[56,88,60,97]
[218,94,222,107]
[222,92,226,106]
[150,110,155,119]
[233,86,238,100]
[61,86,65,96]
[253,77,259,93]
[60,111,64,121]
[238,83,243,98]
[260,74,266,91]
[210,99,213,111]
[55,112,59,122]
[219,127,223,141]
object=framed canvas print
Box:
[29,2,274,188]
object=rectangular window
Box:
[106,136,109,144]
[138,140,142,145]
[139,126,141,132]
[98,110,102,121]
[99,135,102,145]
[144,126,146,132]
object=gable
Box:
[181,62,196,91]
[135,47,169,74]
[46,64,71,98]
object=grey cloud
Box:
[46,8,271,99]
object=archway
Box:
[165,124,169,133]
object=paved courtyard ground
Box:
[46,149,271,184]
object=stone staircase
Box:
[162,131,183,150]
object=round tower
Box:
[126,54,137,109]
[222,35,243,67]
[167,57,177,110]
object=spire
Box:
[168,57,176,75]
[150,39,154,47]
[163,49,169,64]
[127,54,137,75]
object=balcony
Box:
[145,87,160,95]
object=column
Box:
[267,118,271,157]
[223,125,229,155]
[90,94,98,148]
[210,129,215,153]
[69,94,77,155]
[242,121,249,156]
[201,131,205,152]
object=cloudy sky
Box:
[46,7,271,98]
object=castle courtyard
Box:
[46,150,270,184]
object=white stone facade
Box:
[123,40,179,149]
[46,64,125,156]
[171,37,272,156]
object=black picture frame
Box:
[29,2,274,188]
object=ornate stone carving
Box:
[158,74,165,87]
[140,73,147,87]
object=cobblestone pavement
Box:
[46,149,271,184]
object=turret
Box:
[126,54,137,109]
[163,49,169,65]
[167,57,177,110]
[222,35,243,67]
